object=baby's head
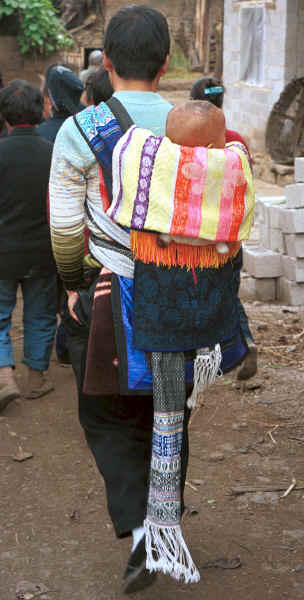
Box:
[166,100,226,149]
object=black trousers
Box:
[65,304,191,538]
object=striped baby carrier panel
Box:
[108,126,254,242]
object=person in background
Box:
[0,80,57,411]
[190,76,257,380]
[79,49,103,87]
[37,65,84,365]
[190,76,250,151]
[37,64,83,143]
[0,71,8,139]
[84,67,113,105]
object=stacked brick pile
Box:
[241,158,304,305]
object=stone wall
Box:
[222,0,304,154]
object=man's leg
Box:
[232,249,257,380]
[0,279,21,411]
[21,275,57,398]
[80,391,154,537]
[66,302,191,592]
[79,389,191,538]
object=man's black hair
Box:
[86,68,114,104]
[0,80,44,126]
[190,77,224,108]
[104,4,170,81]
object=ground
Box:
[1,274,304,600]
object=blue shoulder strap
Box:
[73,98,134,202]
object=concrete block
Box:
[279,208,304,233]
[285,234,304,258]
[277,277,304,306]
[269,203,287,229]
[281,255,304,282]
[286,183,304,209]
[243,246,282,278]
[256,195,286,227]
[295,157,304,183]
[259,224,270,249]
[269,228,286,254]
[239,273,276,302]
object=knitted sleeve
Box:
[49,116,94,290]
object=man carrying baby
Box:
[49,5,253,595]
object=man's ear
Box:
[103,52,113,73]
[159,55,170,77]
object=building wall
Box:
[223,0,304,154]
[0,36,63,87]
[1,1,197,85]
[104,0,197,66]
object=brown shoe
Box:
[0,367,20,412]
[25,369,54,400]
[0,382,21,412]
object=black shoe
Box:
[237,342,258,380]
[122,536,157,595]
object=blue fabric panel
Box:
[118,276,195,390]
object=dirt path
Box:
[1,284,304,600]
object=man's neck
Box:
[112,74,160,93]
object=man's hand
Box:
[66,290,80,323]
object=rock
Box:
[245,378,263,391]
[250,492,279,505]
[294,564,304,573]
[16,581,49,600]
[209,452,225,462]
[283,529,304,542]
[232,422,248,431]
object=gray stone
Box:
[243,246,282,278]
[281,255,304,282]
[277,277,304,306]
[286,183,304,209]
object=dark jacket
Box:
[37,105,85,143]
[0,126,56,279]
[36,111,70,143]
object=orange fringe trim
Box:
[130,231,241,269]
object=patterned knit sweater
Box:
[49,94,171,288]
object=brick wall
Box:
[0,36,63,87]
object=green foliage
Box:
[0,0,73,55]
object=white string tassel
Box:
[144,519,200,584]
[187,343,222,409]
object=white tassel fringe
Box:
[187,343,222,409]
[144,519,200,584]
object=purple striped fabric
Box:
[130,135,162,229]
